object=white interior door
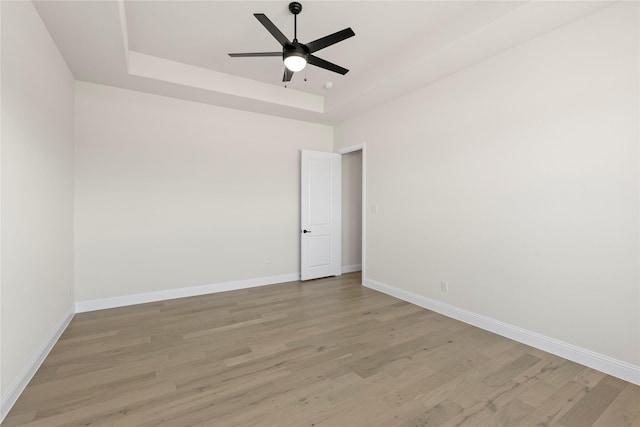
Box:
[301,150,341,281]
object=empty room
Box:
[1,1,638,426]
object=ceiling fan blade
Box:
[228,52,282,57]
[254,13,290,46]
[306,28,355,53]
[283,68,294,82]
[308,55,349,75]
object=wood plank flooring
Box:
[4,273,639,426]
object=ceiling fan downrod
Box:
[289,2,302,42]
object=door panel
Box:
[308,235,332,267]
[308,158,332,225]
[301,150,341,281]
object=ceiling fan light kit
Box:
[283,48,308,72]
[228,1,355,83]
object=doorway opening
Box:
[337,144,365,282]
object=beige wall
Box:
[1,0,75,400]
[74,82,333,301]
[335,2,639,365]
[341,150,362,270]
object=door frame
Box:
[336,143,366,282]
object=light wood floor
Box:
[4,272,639,426]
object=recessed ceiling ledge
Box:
[127,51,325,113]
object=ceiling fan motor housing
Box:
[284,42,309,61]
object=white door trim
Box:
[336,143,366,283]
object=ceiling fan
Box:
[228,2,355,83]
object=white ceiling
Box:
[33,0,613,124]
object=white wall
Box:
[1,0,75,408]
[335,2,639,366]
[341,150,362,271]
[74,82,332,302]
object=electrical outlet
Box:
[441,280,449,293]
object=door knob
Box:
[302,229,311,233]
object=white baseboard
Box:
[75,273,301,313]
[341,264,362,274]
[364,277,640,386]
[0,304,75,422]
